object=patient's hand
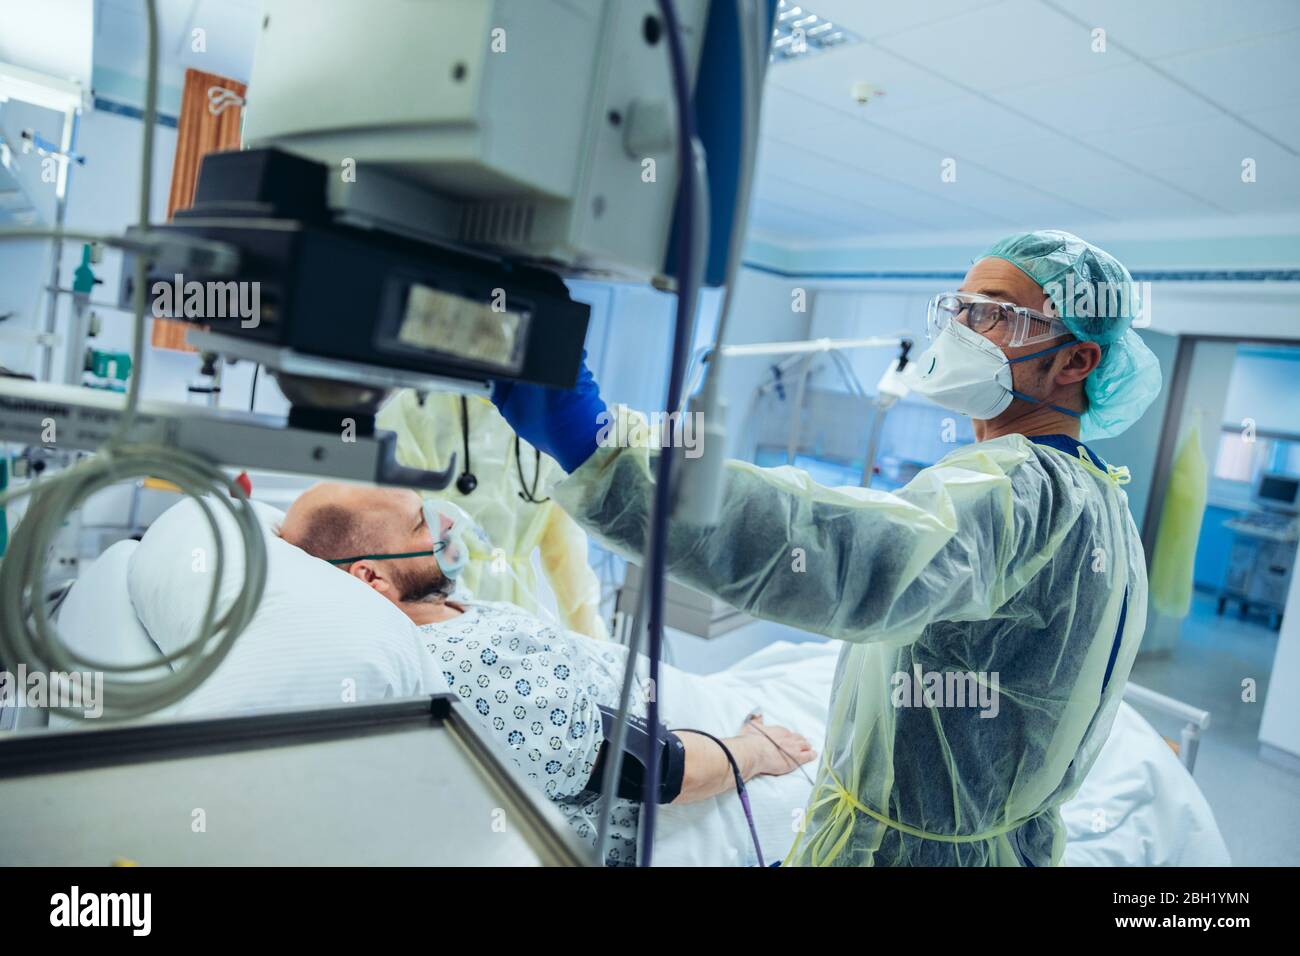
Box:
[672,714,817,805]
[740,714,816,777]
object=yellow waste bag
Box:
[1149,421,1208,618]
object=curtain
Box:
[151,68,246,351]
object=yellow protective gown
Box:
[550,407,1148,866]
[377,390,609,640]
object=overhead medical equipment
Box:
[0,0,772,868]
[108,0,744,469]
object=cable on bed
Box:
[672,727,765,867]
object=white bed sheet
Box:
[655,640,1229,867]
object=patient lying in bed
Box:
[277,482,1230,868]
[279,482,815,866]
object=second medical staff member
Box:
[377,391,609,640]
[493,231,1163,866]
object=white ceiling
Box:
[752,0,1300,246]
[0,0,95,89]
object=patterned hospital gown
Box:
[419,601,644,866]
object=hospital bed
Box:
[1,498,1230,866]
[652,641,1230,867]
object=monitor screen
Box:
[1257,474,1300,509]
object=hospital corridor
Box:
[0,0,1296,934]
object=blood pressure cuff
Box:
[587,705,686,804]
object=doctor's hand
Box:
[491,354,608,474]
[741,714,816,777]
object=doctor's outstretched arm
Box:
[493,366,1055,645]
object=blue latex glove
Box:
[492,357,608,473]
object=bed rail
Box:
[1123,681,1212,775]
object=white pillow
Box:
[128,496,441,717]
[58,539,168,676]
[45,539,177,729]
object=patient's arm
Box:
[673,716,815,805]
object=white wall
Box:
[0,0,95,90]
[807,287,923,393]
[576,269,811,463]
[1,104,291,528]
[1261,560,1300,763]
[1,97,65,373]
[0,103,284,409]
[1223,350,1300,434]
[711,270,814,460]
[575,280,717,416]
[1142,282,1300,342]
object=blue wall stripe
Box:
[92,96,179,129]
[743,261,1300,282]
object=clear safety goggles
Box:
[926,292,1073,348]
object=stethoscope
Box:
[456,395,550,504]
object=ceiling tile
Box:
[768,41,968,118]
[788,117,965,195]
[754,179,929,236]
[756,168,932,233]
[1156,30,1300,115]
[750,198,871,241]
[795,0,1008,42]
[759,82,852,137]
[780,116,1108,221]
[876,0,1134,94]
[755,135,1004,230]
[859,94,1046,150]
[992,62,1222,136]
[1059,0,1300,59]
[1105,115,1299,174]
[1149,161,1300,214]
[977,141,1227,218]
[1239,106,1300,153]
[914,163,1113,224]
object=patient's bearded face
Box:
[390,557,452,603]
[379,489,453,603]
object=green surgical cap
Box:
[979,229,1163,439]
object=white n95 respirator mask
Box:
[904,320,1079,421]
